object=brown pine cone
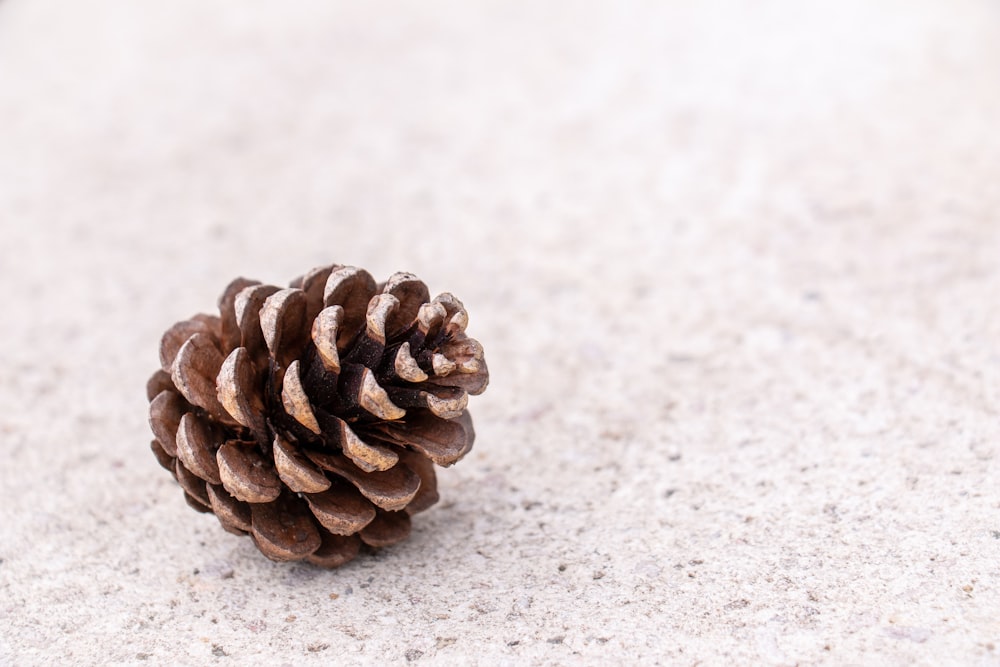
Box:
[146,265,488,568]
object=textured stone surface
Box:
[1,0,998,664]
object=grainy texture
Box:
[1,0,999,665]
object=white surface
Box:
[1,1,999,664]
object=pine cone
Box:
[146,265,488,568]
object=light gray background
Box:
[1,0,998,664]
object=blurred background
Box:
[1,0,998,663]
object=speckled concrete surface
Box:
[1,1,999,665]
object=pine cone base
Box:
[147,265,488,567]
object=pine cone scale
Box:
[184,491,213,514]
[310,306,344,373]
[304,481,377,535]
[159,319,210,373]
[148,390,184,457]
[272,433,331,493]
[147,369,175,401]
[339,419,399,472]
[279,359,322,434]
[303,449,421,512]
[358,510,411,548]
[171,334,228,420]
[206,484,252,533]
[323,266,377,348]
[397,449,439,514]
[217,347,268,437]
[216,441,282,503]
[390,342,429,383]
[175,412,223,485]
[174,460,211,507]
[250,494,322,561]
[218,277,260,351]
[290,264,337,322]
[306,531,360,568]
[381,272,431,335]
[366,410,473,467]
[150,439,174,471]
[260,288,310,365]
[234,284,281,367]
